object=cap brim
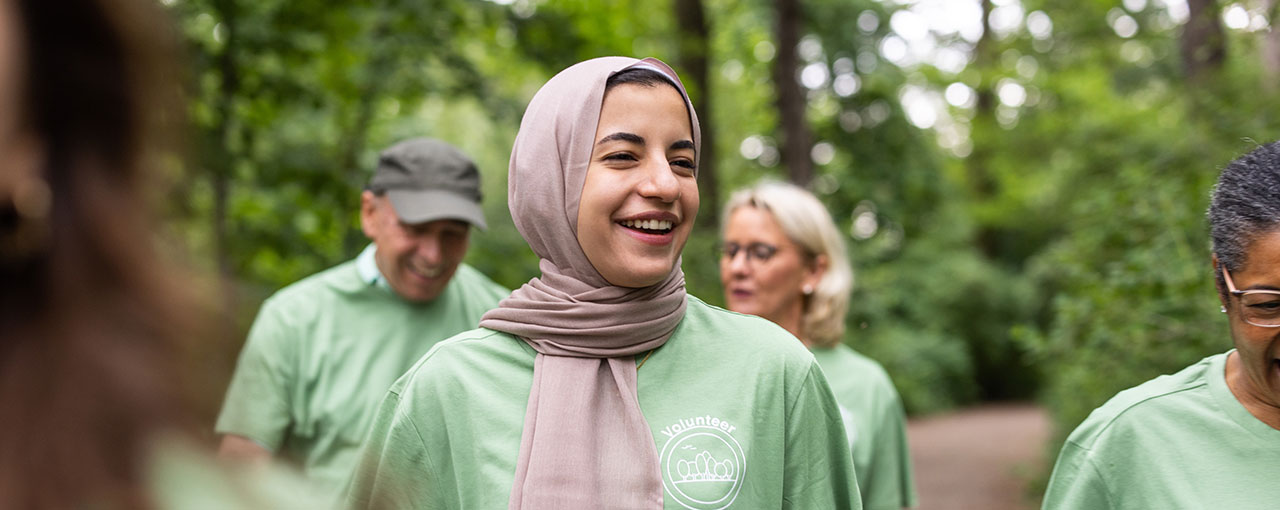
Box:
[385,189,488,230]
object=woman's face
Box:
[576,82,698,288]
[1223,228,1280,412]
[720,206,822,329]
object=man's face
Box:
[360,191,470,303]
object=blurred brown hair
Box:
[0,0,193,507]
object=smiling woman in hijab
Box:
[345,57,861,509]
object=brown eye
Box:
[1245,298,1280,314]
[603,152,638,162]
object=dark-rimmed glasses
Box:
[719,242,778,264]
[1221,265,1280,328]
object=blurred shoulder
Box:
[261,259,363,311]
[450,263,511,298]
[390,327,531,396]
[1066,352,1223,449]
[813,343,896,390]
[147,436,324,509]
[680,295,814,365]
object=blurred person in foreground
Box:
[719,181,917,510]
[0,0,313,508]
[215,137,508,500]
[1042,141,1280,509]
[346,56,860,509]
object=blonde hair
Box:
[722,181,854,347]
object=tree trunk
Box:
[771,0,813,186]
[212,0,239,283]
[339,7,395,256]
[1263,0,1280,88]
[1181,0,1226,82]
[674,0,719,227]
[969,0,1000,259]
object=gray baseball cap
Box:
[368,138,487,229]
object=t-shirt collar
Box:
[1208,349,1280,440]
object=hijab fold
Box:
[479,57,701,510]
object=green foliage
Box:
[162,0,1280,434]
[162,0,1041,417]
[1008,0,1280,450]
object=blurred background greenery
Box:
[160,0,1279,467]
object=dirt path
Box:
[906,403,1051,510]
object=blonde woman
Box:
[720,181,916,510]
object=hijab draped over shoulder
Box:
[479,56,701,509]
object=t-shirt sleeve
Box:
[214,300,297,450]
[344,389,438,510]
[863,380,917,510]
[783,362,863,510]
[1042,440,1113,510]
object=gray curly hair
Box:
[1209,141,1280,296]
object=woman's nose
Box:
[636,157,680,202]
[727,250,751,274]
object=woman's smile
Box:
[616,211,679,245]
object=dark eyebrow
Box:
[670,140,695,151]
[597,132,645,146]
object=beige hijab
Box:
[479,56,700,509]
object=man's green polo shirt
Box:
[216,245,508,499]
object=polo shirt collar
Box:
[356,244,391,289]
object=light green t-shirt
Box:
[147,436,326,510]
[215,245,508,500]
[346,296,862,509]
[811,344,917,510]
[1042,351,1280,510]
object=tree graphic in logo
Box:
[660,426,746,510]
[676,450,735,482]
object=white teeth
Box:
[620,219,674,232]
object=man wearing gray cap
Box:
[214,138,508,499]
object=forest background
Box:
[160,0,1280,487]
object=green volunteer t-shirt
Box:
[346,296,862,509]
[215,244,508,500]
[811,344,917,510]
[1042,350,1280,510]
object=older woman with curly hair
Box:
[1043,142,1280,509]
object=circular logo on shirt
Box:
[658,416,746,510]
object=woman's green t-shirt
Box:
[346,296,862,509]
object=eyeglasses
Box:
[719,242,778,264]
[1221,265,1280,328]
